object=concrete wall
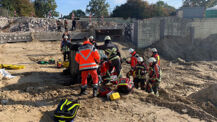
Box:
[0,32,32,43]
[0,31,89,44]
[191,18,217,39]
[136,18,160,48]
[135,17,217,48]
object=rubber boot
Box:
[80,85,87,95]
[93,84,98,97]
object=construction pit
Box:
[1,17,217,122]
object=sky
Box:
[56,0,183,16]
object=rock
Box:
[25,87,35,92]
[168,61,173,67]
[1,99,8,105]
[181,109,188,113]
[177,58,186,64]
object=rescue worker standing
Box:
[75,38,100,97]
[151,48,160,66]
[97,36,122,78]
[126,48,139,78]
[147,57,161,96]
[61,36,70,61]
[134,57,148,90]
[64,19,68,31]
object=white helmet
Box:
[64,36,68,39]
[104,36,111,41]
[89,36,94,40]
[148,57,157,63]
[137,57,144,62]
[128,48,135,54]
[151,48,158,53]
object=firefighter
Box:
[64,19,68,32]
[62,30,70,41]
[126,48,139,79]
[97,36,122,79]
[61,35,70,61]
[151,48,160,66]
[75,38,100,97]
[89,36,97,47]
[147,57,161,96]
[134,57,148,90]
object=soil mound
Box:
[152,34,217,61]
[189,84,217,107]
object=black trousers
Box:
[63,52,70,61]
[134,78,145,90]
[147,80,160,94]
[109,59,122,77]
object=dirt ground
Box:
[0,41,217,122]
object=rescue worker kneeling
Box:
[147,57,161,96]
[75,39,100,97]
[134,57,147,90]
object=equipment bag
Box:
[98,86,112,97]
[54,99,80,122]
[117,78,134,93]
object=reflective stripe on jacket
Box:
[153,53,160,66]
[135,63,147,79]
[75,41,100,71]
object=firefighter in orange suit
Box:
[75,38,100,97]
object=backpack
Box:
[117,78,134,93]
[54,99,80,122]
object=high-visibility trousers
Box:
[81,69,98,86]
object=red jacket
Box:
[75,41,100,71]
[127,52,138,68]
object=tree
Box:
[86,0,109,17]
[63,9,86,19]
[183,0,217,8]
[112,0,150,19]
[112,0,176,19]
[151,1,176,17]
[34,0,59,18]
[0,0,35,16]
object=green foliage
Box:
[183,0,217,8]
[0,0,35,17]
[34,0,59,18]
[86,0,109,17]
[63,9,86,19]
[112,0,176,19]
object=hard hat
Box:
[104,36,111,41]
[151,48,158,53]
[137,57,144,62]
[89,36,94,40]
[148,57,157,63]
[128,48,135,54]
[64,35,68,39]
